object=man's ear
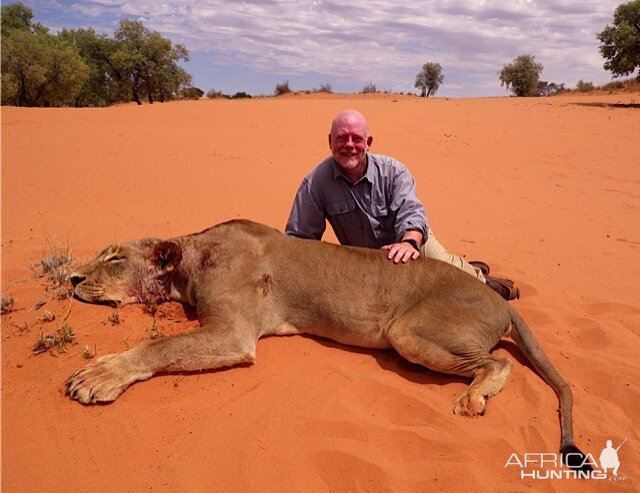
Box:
[151,241,182,272]
[367,135,373,149]
[328,133,332,149]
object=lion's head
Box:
[70,239,182,306]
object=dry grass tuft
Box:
[1,294,16,314]
[108,311,121,325]
[82,345,95,359]
[33,323,76,355]
[36,235,77,296]
[39,310,55,322]
[147,320,164,340]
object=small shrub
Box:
[231,91,252,99]
[537,81,566,96]
[108,311,121,325]
[40,310,55,322]
[1,294,16,314]
[601,80,625,91]
[33,323,76,355]
[38,236,76,291]
[206,89,228,99]
[315,83,333,93]
[274,80,291,96]
[361,83,377,94]
[82,345,94,359]
[576,80,595,92]
[181,87,204,100]
[147,320,164,340]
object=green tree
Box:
[414,62,444,97]
[498,54,543,97]
[1,2,49,36]
[1,29,88,106]
[112,20,191,105]
[597,0,640,80]
[59,28,121,106]
[1,3,193,107]
[1,1,33,34]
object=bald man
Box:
[285,109,519,301]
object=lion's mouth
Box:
[72,293,120,308]
[70,281,120,307]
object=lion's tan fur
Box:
[67,219,585,460]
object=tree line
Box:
[1,2,193,107]
[413,0,639,98]
[2,1,638,105]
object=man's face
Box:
[329,116,372,176]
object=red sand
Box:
[2,93,639,492]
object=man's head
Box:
[329,110,373,181]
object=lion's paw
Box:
[453,392,486,418]
[66,354,138,404]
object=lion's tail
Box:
[508,306,592,471]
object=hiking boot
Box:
[469,260,490,276]
[485,275,520,301]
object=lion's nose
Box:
[69,273,85,287]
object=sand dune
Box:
[2,92,639,492]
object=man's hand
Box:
[381,242,420,264]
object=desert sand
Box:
[2,92,639,492]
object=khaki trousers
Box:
[420,232,486,282]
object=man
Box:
[285,109,519,301]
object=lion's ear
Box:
[151,241,182,272]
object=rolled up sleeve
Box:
[285,178,326,240]
[390,168,429,243]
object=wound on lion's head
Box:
[151,241,183,272]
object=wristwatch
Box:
[402,239,421,252]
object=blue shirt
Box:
[285,153,429,248]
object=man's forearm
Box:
[401,229,424,246]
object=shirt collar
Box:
[332,153,372,185]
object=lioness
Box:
[67,220,589,469]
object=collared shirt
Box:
[285,153,429,248]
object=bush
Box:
[206,89,228,99]
[231,91,251,99]
[181,87,204,99]
[317,83,333,93]
[537,81,566,96]
[361,83,377,93]
[576,80,595,92]
[601,80,625,90]
[274,80,291,96]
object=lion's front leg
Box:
[66,351,153,404]
[66,326,257,404]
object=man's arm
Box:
[285,178,326,240]
[381,164,428,264]
[381,229,423,263]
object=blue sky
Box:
[5,0,626,97]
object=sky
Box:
[5,0,628,97]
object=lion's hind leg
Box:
[386,310,512,418]
[452,357,511,417]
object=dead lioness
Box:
[67,219,589,469]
